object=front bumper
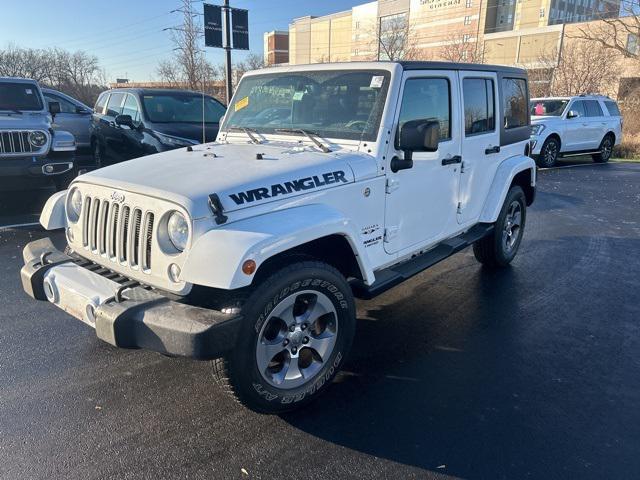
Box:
[0,153,74,178]
[20,237,242,360]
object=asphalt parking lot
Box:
[1,161,639,480]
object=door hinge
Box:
[386,177,400,194]
[384,226,399,243]
[457,202,462,214]
[460,161,466,173]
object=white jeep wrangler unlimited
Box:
[21,62,536,413]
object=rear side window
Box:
[584,100,603,117]
[463,78,495,135]
[502,78,528,129]
[94,94,108,114]
[398,77,451,140]
[106,92,125,117]
[604,101,621,116]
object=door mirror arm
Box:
[390,153,413,173]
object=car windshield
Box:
[141,93,226,123]
[0,82,43,111]
[221,70,391,141]
[530,99,568,116]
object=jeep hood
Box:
[78,142,377,219]
[0,112,50,130]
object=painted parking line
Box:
[0,222,41,231]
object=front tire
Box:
[212,260,356,414]
[592,134,613,163]
[473,186,526,267]
[535,136,560,168]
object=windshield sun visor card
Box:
[370,76,384,88]
[292,91,304,101]
[235,96,249,112]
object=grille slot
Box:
[81,196,155,274]
[0,130,39,154]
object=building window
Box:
[540,7,545,17]
[464,15,472,25]
[463,34,471,42]
[461,50,468,60]
[466,0,473,6]
[355,21,361,29]
[627,33,639,55]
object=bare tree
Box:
[157,0,218,95]
[529,40,619,97]
[364,14,421,61]
[571,1,640,64]
[439,33,484,63]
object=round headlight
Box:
[167,211,189,251]
[28,130,47,148]
[66,188,83,223]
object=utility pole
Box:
[223,0,233,104]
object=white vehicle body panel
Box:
[39,61,536,293]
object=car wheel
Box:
[92,140,103,168]
[536,137,560,168]
[592,134,613,163]
[473,186,526,268]
[212,260,356,414]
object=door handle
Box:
[485,145,500,155]
[442,155,462,166]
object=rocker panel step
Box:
[351,223,494,299]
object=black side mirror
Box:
[115,114,134,128]
[567,110,579,119]
[48,101,60,119]
[76,105,90,114]
[391,119,440,172]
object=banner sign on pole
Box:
[231,8,249,50]
[204,4,223,48]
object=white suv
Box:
[22,62,536,413]
[529,95,622,168]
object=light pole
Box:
[223,0,233,105]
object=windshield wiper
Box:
[227,126,261,144]
[275,128,331,153]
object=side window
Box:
[398,77,451,141]
[106,92,125,117]
[502,77,528,129]
[121,94,141,123]
[584,100,604,117]
[95,94,108,115]
[45,94,75,113]
[463,78,495,136]
[570,100,586,117]
[604,101,620,116]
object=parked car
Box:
[0,77,76,191]
[529,94,622,167]
[22,61,536,414]
[42,88,92,150]
[90,88,226,167]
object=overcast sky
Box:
[0,0,366,82]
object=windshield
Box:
[0,82,43,111]
[141,94,226,123]
[222,70,391,141]
[530,99,569,117]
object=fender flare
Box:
[39,190,67,230]
[479,155,536,223]
[181,204,375,290]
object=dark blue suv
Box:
[90,88,226,167]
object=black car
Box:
[90,88,226,167]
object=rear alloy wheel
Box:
[593,135,613,163]
[212,260,356,413]
[536,137,560,168]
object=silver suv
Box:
[0,77,77,190]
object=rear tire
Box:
[473,186,526,268]
[212,260,356,414]
[535,136,560,168]
[92,139,104,169]
[592,134,613,163]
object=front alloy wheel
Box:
[212,260,356,413]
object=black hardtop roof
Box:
[107,87,215,97]
[397,61,526,75]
